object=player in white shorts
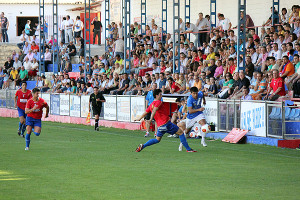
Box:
[178,86,209,150]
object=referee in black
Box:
[89,87,106,131]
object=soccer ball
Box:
[201,124,211,134]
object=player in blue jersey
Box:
[178,86,209,150]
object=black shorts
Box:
[79,49,84,57]
[144,112,151,120]
[92,106,102,116]
[74,31,81,38]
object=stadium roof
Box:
[0,0,85,4]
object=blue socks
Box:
[18,122,22,131]
[143,139,160,149]
[21,124,26,135]
[179,134,191,151]
[34,132,40,136]
[25,134,31,148]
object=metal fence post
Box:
[234,99,237,128]
[217,99,220,132]
[282,101,285,139]
[265,101,268,137]
[226,99,229,132]
[116,95,118,121]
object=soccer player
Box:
[24,88,49,150]
[134,89,196,152]
[14,81,32,137]
[89,87,106,131]
[178,86,208,150]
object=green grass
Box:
[0,117,300,200]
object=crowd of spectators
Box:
[1,5,300,100]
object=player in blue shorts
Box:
[24,88,49,150]
[14,81,32,137]
[178,86,209,150]
[134,89,196,152]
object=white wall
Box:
[1,4,81,43]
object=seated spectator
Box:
[168,77,183,94]
[23,42,31,55]
[250,72,267,100]
[17,30,28,49]
[41,75,51,93]
[15,66,28,87]
[205,77,217,96]
[279,55,295,79]
[28,58,39,79]
[13,57,22,71]
[43,48,52,72]
[85,82,94,95]
[9,67,18,89]
[286,54,300,90]
[124,73,137,95]
[23,57,32,72]
[245,56,254,78]
[2,69,10,89]
[67,41,77,57]
[31,41,39,52]
[218,72,234,98]
[214,60,224,79]
[264,69,285,101]
[241,88,253,100]
[230,71,250,99]
[4,57,14,73]
[110,73,129,95]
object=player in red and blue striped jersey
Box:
[24,88,49,150]
[14,81,32,137]
[134,89,196,152]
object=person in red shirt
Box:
[31,41,39,52]
[24,88,49,150]
[167,77,183,94]
[264,69,286,101]
[14,81,32,137]
[134,89,196,152]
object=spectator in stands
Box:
[25,20,32,42]
[41,75,51,93]
[15,66,28,88]
[73,16,83,46]
[262,7,280,26]
[65,15,73,43]
[250,72,267,100]
[43,48,52,72]
[1,69,9,89]
[264,69,285,101]
[67,41,76,57]
[31,41,39,52]
[114,37,124,59]
[184,22,199,47]
[279,56,295,79]
[217,13,232,32]
[17,30,28,49]
[4,56,13,73]
[23,57,32,73]
[22,42,31,55]
[241,87,253,100]
[8,67,18,89]
[245,56,254,78]
[13,57,22,71]
[124,73,137,95]
[286,54,300,90]
[1,12,9,42]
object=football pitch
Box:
[0,117,300,200]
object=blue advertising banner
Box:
[50,94,60,115]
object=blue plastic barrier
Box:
[47,64,59,73]
[72,64,82,72]
[26,81,36,90]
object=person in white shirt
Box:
[152,62,161,74]
[17,30,28,49]
[196,12,210,46]
[22,42,31,55]
[59,17,66,43]
[64,15,73,43]
[217,14,232,32]
[23,57,32,71]
[183,22,199,47]
[270,43,282,60]
[73,16,83,46]
[13,57,22,70]
[114,38,125,59]
[118,22,123,39]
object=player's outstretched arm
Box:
[45,104,49,118]
[149,107,159,122]
[134,111,148,122]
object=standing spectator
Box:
[114,37,124,59]
[91,16,102,45]
[264,69,285,101]
[74,16,83,46]
[217,14,232,32]
[43,20,49,39]
[196,13,210,46]
[262,7,280,26]
[59,17,66,44]
[25,20,32,42]
[1,12,9,42]
[184,22,199,47]
[0,67,5,89]
[65,15,73,43]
